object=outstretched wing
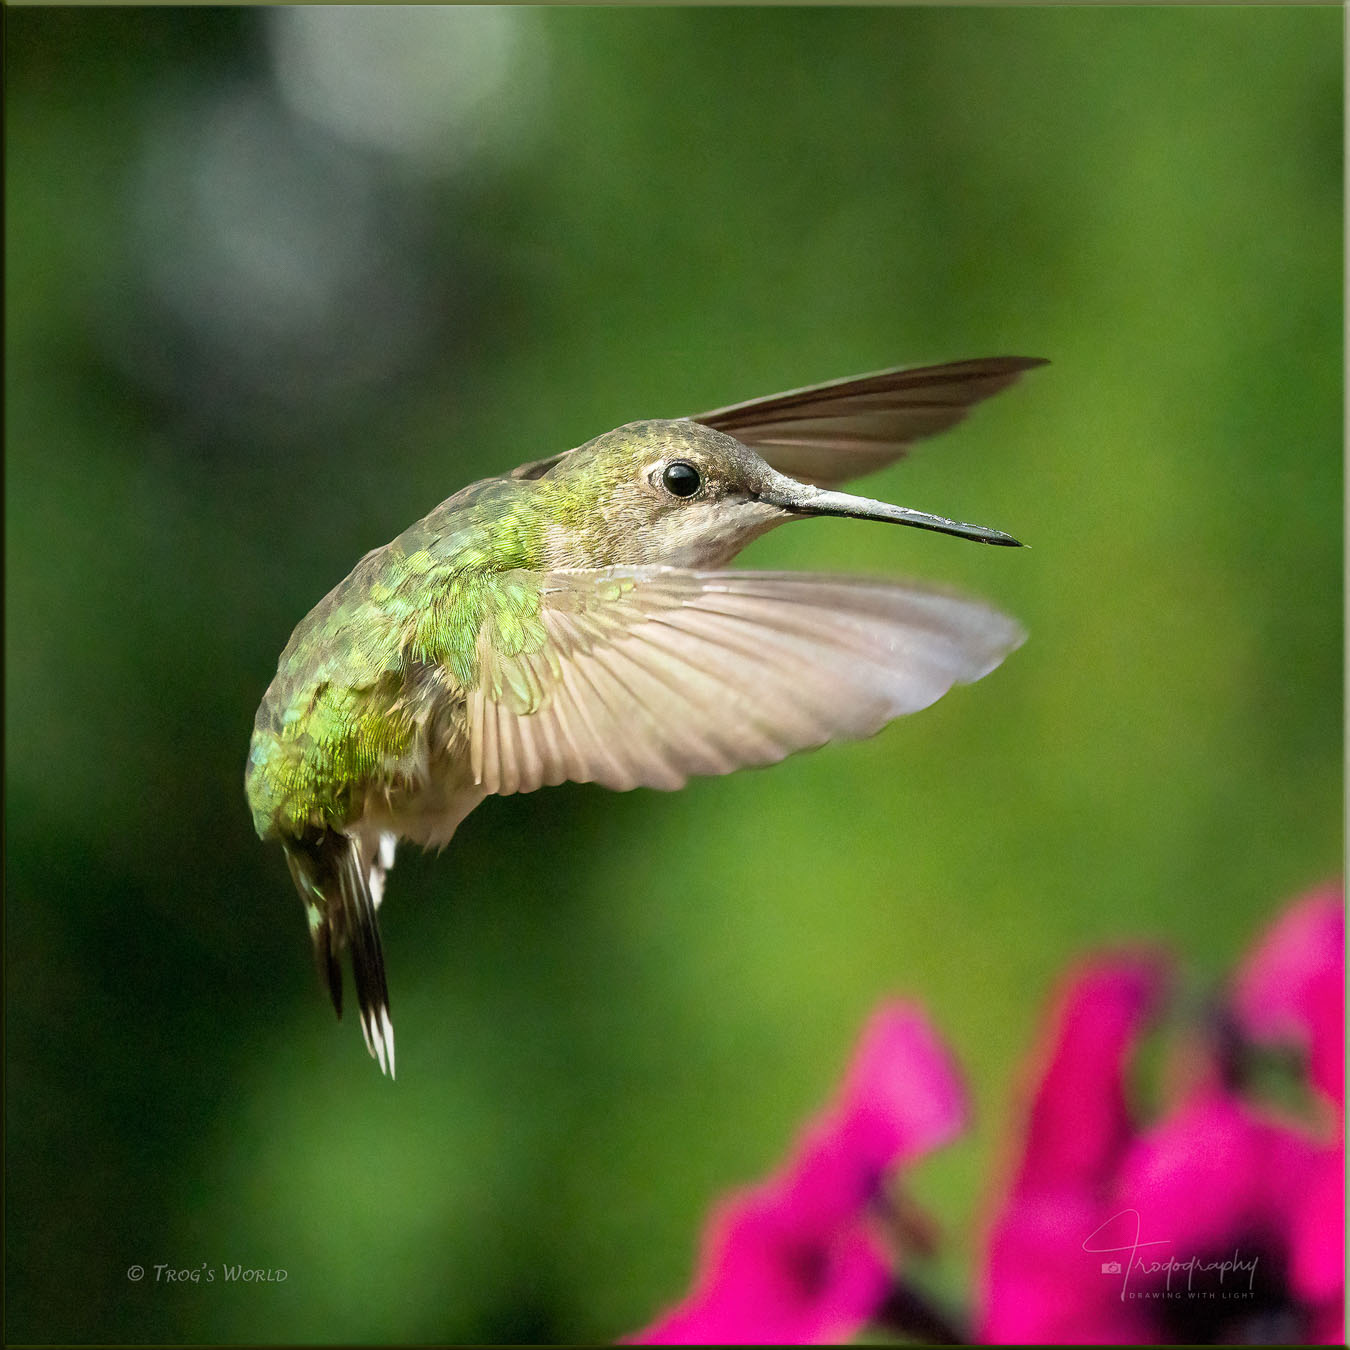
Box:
[467,567,1024,796]
[691,356,1047,487]
[508,356,1045,485]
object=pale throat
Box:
[639,499,785,569]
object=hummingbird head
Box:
[537,418,1021,569]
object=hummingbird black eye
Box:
[662,461,701,498]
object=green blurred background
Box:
[6,6,1342,1344]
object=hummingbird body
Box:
[246,358,1044,1074]
[248,424,773,838]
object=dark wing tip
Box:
[992,355,1050,370]
[510,450,570,481]
[693,354,1050,424]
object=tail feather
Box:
[285,849,344,1019]
[368,831,397,911]
[335,835,395,1077]
[283,829,396,1078]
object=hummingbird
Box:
[246,355,1043,1075]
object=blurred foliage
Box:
[5,6,1341,1344]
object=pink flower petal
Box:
[833,1001,968,1164]
[1114,1089,1322,1257]
[1013,955,1166,1194]
[629,1002,966,1345]
[978,955,1165,1343]
[982,1190,1154,1343]
[778,1002,968,1233]
[632,1187,891,1345]
[1232,885,1345,1109]
[1289,1152,1345,1310]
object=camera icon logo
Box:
[1100,1260,1122,1275]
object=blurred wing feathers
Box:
[692,356,1047,486]
[470,568,1024,795]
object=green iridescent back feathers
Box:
[244,435,656,839]
[248,477,537,837]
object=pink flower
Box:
[977,955,1170,1343]
[979,886,1345,1345]
[1231,886,1345,1342]
[628,1003,966,1345]
[1232,884,1344,1112]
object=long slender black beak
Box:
[757,474,1023,547]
